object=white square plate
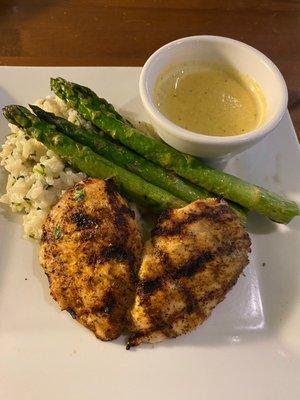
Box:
[0,67,299,400]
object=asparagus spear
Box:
[93,96,133,127]
[50,77,299,224]
[30,104,210,203]
[2,105,186,212]
[30,104,246,222]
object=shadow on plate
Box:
[246,212,278,235]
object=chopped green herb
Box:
[29,234,35,239]
[53,226,61,240]
[17,175,25,180]
[73,188,85,202]
[34,163,46,175]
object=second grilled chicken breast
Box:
[129,198,251,347]
[40,178,142,341]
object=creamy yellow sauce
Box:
[154,62,266,137]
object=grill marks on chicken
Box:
[40,181,251,347]
[128,198,251,347]
[39,178,142,341]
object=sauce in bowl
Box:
[154,62,266,137]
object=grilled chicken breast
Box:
[129,198,251,347]
[40,178,142,341]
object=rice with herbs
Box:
[0,96,87,240]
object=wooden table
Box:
[0,0,299,138]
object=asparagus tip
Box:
[50,77,64,91]
[29,104,39,114]
[2,105,37,130]
[2,105,24,126]
[2,105,12,124]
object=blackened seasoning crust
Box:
[96,245,135,269]
[66,308,76,319]
[92,291,116,315]
[138,251,214,298]
[129,198,251,347]
[139,277,162,297]
[70,212,99,229]
[39,178,142,341]
[152,212,199,237]
[174,251,214,279]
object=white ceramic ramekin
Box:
[139,35,288,161]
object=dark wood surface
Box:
[0,0,299,138]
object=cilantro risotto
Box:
[0,96,87,239]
